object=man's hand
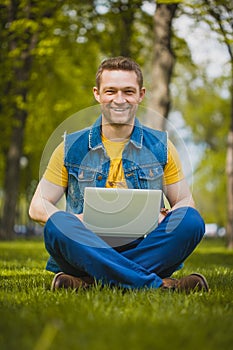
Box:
[75,213,84,222]
[158,208,170,224]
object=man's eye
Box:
[106,90,115,94]
[125,90,134,94]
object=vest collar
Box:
[89,115,143,150]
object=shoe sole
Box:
[189,273,209,292]
[51,272,64,291]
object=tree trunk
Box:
[144,3,178,130]
[0,1,34,240]
[0,63,30,239]
[119,5,134,57]
[0,117,26,239]
[203,1,233,248]
[226,66,233,249]
[108,1,136,57]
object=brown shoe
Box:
[160,277,178,291]
[161,273,209,293]
[51,272,93,291]
[176,273,209,293]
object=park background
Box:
[0,1,233,350]
[0,0,232,247]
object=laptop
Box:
[83,187,162,246]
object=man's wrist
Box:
[160,208,170,217]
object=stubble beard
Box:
[101,103,138,127]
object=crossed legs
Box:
[44,207,205,290]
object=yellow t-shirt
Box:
[43,137,184,187]
[102,135,128,188]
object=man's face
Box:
[93,70,145,126]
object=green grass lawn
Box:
[0,238,232,350]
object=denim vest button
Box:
[97,175,102,180]
[149,169,154,177]
[126,173,133,177]
[78,171,84,179]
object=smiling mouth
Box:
[110,107,130,112]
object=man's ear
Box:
[93,87,100,103]
[139,87,146,102]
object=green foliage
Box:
[0,0,232,234]
[184,0,233,49]
[0,1,62,179]
[157,0,181,3]
[173,66,230,225]
[0,0,155,190]
[172,0,232,226]
[194,149,227,225]
[24,37,99,181]
[0,0,100,190]
[91,0,154,60]
[182,75,229,146]
[0,239,233,350]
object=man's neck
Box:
[101,122,134,142]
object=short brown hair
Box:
[95,56,143,90]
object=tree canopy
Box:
[0,0,232,241]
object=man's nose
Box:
[113,92,126,104]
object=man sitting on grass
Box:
[29,56,209,293]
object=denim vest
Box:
[64,116,167,214]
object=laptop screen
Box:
[83,187,162,246]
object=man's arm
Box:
[164,178,195,210]
[29,178,66,225]
[159,178,195,223]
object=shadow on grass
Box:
[188,251,233,268]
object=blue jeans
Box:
[44,207,205,289]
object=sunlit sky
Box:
[174,15,230,78]
[141,1,230,77]
[172,12,229,178]
[96,1,230,77]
